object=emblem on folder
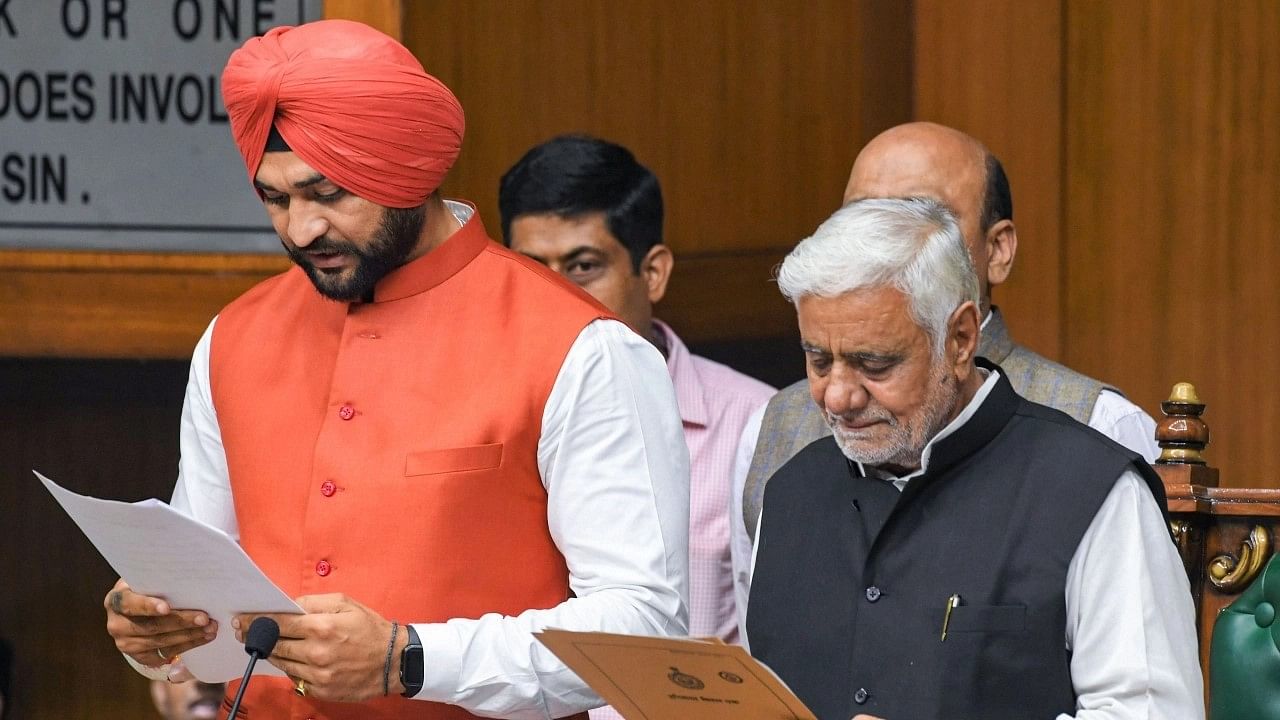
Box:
[667,667,705,690]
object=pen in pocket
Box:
[940,594,962,641]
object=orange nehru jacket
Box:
[209,208,605,719]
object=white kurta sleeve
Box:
[729,404,765,649]
[409,318,691,718]
[1058,469,1204,720]
[169,317,239,540]
[1086,390,1160,463]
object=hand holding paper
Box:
[103,577,218,673]
[37,471,303,681]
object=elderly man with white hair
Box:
[745,198,1202,720]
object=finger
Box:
[239,608,321,640]
[111,609,212,639]
[103,579,170,614]
[103,580,171,617]
[154,632,219,662]
[234,612,307,641]
[267,637,316,665]
[265,654,309,683]
[117,622,218,657]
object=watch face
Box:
[401,644,425,694]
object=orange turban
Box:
[221,19,464,208]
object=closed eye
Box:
[313,188,347,204]
[805,354,833,374]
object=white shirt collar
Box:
[444,199,474,226]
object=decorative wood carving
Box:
[1208,525,1272,593]
[1157,382,1210,465]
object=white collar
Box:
[856,368,999,491]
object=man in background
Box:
[150,679,225,720]
[499,135,772,659]
[731,123,1160,638]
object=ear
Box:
[984,219,1017,287]
[640,244,674,304]
[947,300,982,374]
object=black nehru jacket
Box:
[746,361,1168,720]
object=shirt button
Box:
[320,480,337,497]
[338,404,355,420]
[315,559,331,577]
[357,330,380,339]
[854,687,869,704]
[865,586,882,602]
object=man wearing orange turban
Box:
[103,20,690,720]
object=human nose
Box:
[822,366,870,417]
[286,202,329,248]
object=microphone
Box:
[226,617,280,719]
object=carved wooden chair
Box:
[1155,383,1280,716]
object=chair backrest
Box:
[1207,552,1280,720]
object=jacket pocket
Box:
[404,443,504,476]
[945,603,1027,634]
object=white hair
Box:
[775,197,979,356]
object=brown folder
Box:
[535,630,817,720]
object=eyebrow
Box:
[846,351,902,365]
[559,246,604,263]
[800,342,901,364]
[253,173,330,193]
[521,245,605,266]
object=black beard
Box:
[286,204,427,302]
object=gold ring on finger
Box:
[294,678,307,697]
[156,647,167,661]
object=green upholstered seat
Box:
[1210,552,1280,719]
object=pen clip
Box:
[940,594,961,641]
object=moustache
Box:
[824,408,895,428]
[296,237,359,256]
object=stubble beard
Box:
[826,360,960,472]
[286,205,426,302]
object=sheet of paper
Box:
[37,471,302,682]
[535,629,817,720]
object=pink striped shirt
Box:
[590,320,772,720]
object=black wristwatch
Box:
[400,624,424,697]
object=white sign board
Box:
[0,0,322,252]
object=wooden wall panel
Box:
[325,0,402,38]
[0,359,189,719]
[0,251,288,359]
[1064,0,1280,487]
[914,0,1065,359]
[406,0,912,341]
